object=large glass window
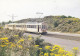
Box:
[42,25,46,29]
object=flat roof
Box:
[6,22,44,25]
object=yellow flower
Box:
[10,43,16,48]
[0,37,8,40]
[5,39,9,42]
[58,49,65,54]
[0,45,6,47]
[17,38,24,43]
[39,52,43,56]
[28,35,32,37]
[14,35,19,37]
[39,48,42,49]
[50,53,54,56]
[72,47,78,50]
[9,42,12,44]
[50,49,55,51]
[53,45,61,49]
[34,45,39,47]
[66,51,73,56]
[55,54,60,56]
[5,43,9,45]
[44,53,49,56]
[26,48,29,50]
[18,45,23,48]
[45,46,51,49]
[28,37,32,40]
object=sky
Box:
[0,0,80,22]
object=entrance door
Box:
[38,25,39,32]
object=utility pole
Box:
[8,14,17,32]
[8,14,17,23]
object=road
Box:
[24,32,80,55]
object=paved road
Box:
[24,32,80,55]
[41,35,80,50]
[48,31,80,37]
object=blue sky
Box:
[0,0,80,22]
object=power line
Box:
[36,12,43,18]
[8,14,17,23]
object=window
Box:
[34,25,36,28]
[24,25,26,28]
[27,25,29,28]
[16,25,22,27]
[9,25,12,27]
[27,25,36,28]
[42,25,46,29]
